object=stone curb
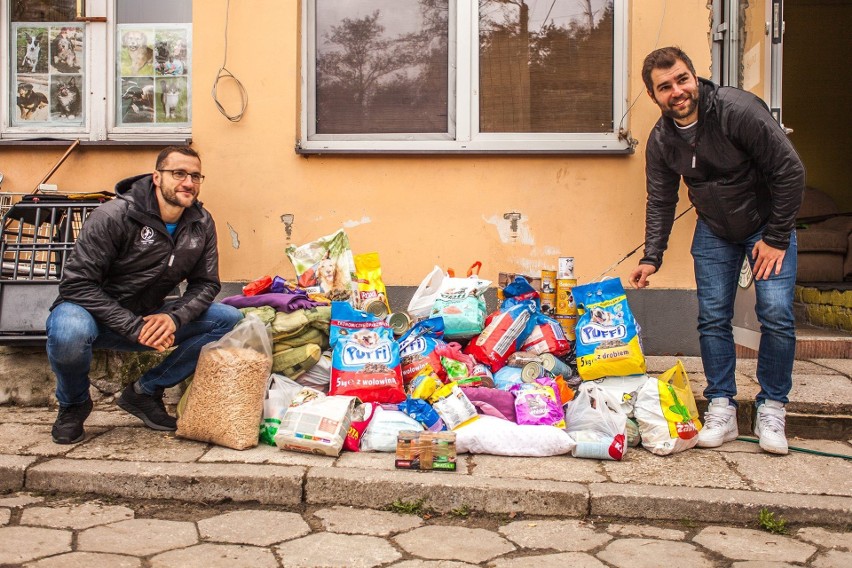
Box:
[25,459,305,505]
[590,483,852,526]
[18,458,852,526]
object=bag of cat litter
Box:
[329,301,405,404]
[286,229,357,299]
[573,278,646,381]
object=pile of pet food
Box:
[175,228,703,463]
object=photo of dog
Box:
[351,329,381,350]
[120,30,154,75]
[16,81,49,121]
[51,76,82,120]
[120,78,155,124]
[154,30,189,76]
[18,29,46,73]
[50,26,82,74]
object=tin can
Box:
[555,315,578,341]
[541,269,557,294]
[556,278,577,316]
[557,257,575,279]
[540,353,573,378]
[363,297,389,318]
[540,292,556,315]
[521,361,545,383]
[387,312,411,336]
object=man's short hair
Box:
[641,47,697,93]
[155,146,200,170]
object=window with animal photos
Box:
[300,0,629,154]
[4,0,192,140]
[10,6,85,127]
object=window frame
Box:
[298,0,631,154]
[0,0,191,142]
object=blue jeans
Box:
[46,301,243,406]
[691,220,797,406]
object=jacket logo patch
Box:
[140,226,155,244]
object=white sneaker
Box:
[754,400,788,455]
[697,397,738,448]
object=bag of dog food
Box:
[398,316,446,386]
[286,229,357,299]
[353,252,390,314]
[519,311,571,356]
[329,301,405,404]
[431,275,491,339]
[465,299,536,371]
[344,401,379,452]
[573,278,646,381]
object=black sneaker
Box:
[116,382,177,431]
[52,398,93,444]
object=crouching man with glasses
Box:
[46,146,243,444]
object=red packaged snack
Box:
[243,275,273,296]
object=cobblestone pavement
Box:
[0,490,850,567]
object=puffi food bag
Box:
[573,278,646,381]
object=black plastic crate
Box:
[0,195,107,343]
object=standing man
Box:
[47,146,243,444]
[628,47,804,454]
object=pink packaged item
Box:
[510,378,565,428]
[460,387,517,422]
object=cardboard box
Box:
[274,395,356,457]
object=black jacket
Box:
[641,78,805,269]
[53,174,221,341]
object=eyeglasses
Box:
[158,169,205,184]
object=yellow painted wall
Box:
[1,1,714,290]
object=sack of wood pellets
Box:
[176,315,273,450]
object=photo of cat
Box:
[156,77,188,123]
[50,75,83,121]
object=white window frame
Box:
[0,0,190,142]
[299,0,630,154]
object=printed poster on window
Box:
[116,24,191,127]
[11,22,84,127]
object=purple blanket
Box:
[221,292,325,313]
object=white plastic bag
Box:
[407,265,444,319]
[259,374,302,446]
[455,415,576,456]
[360,407,424,452]
[563,383,628,460]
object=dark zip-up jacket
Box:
[640,78,805,270]
[52,174,221,341]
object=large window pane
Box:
[11,1,84,127]
[115,0,191,128]
[479,0,613,133]
[315,0,449,134]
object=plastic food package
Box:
[176,316,273,450]
[465,300,536,371]
[493,365,524,391]
[431,275,491,339]
[455,415,576,456]
[398,316,446,385]
[588,374,649,417]
[429,382,479,430]
[520,312,572,356]
[360,406,425,452]
[243,275,273,297]
[573,278,646,381]
[353,252,390,314]
[563,383,628,460]
[286,228,357,298]
[259,374,303,446]
[634,360,702,456]
[510,378,565,428]
[344,402,379,452]
[274,395,357,457]
[397,397,445,431]
[329,301,405,404]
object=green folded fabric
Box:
[273,327,328,350]
[272,343,322,375]
[271,310,310,339]
[239,306,276,324]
